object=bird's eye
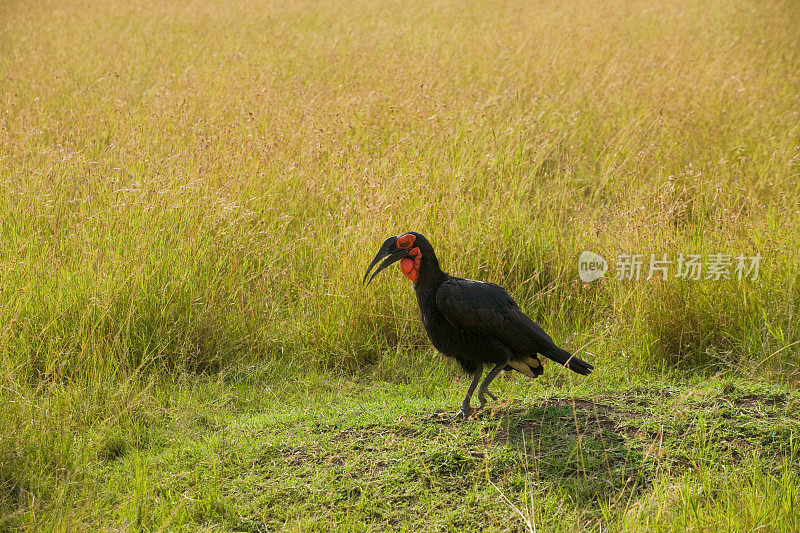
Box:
[397,234,415,249]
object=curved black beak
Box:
[363,236,408,286]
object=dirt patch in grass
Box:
[256,444,323,466]
[420,396,644,440]
[488,401,642,442]
[732,394,787,409]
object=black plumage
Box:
[364,232,594,417]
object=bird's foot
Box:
[477,388,498,409]
[454,403,476,420]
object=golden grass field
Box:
[1,0,799,530]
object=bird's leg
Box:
[477,363,504,409]
[455,366,482,419]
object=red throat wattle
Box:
[400,247,422,283]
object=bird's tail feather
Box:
[542,346,593,376]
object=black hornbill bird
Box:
[364,232,593,417]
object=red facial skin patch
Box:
[397,233,416,249]
[400,246,422,283]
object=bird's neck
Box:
[413,255,448,300]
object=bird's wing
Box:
[435,278,557,351]
[435,278,593,375]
